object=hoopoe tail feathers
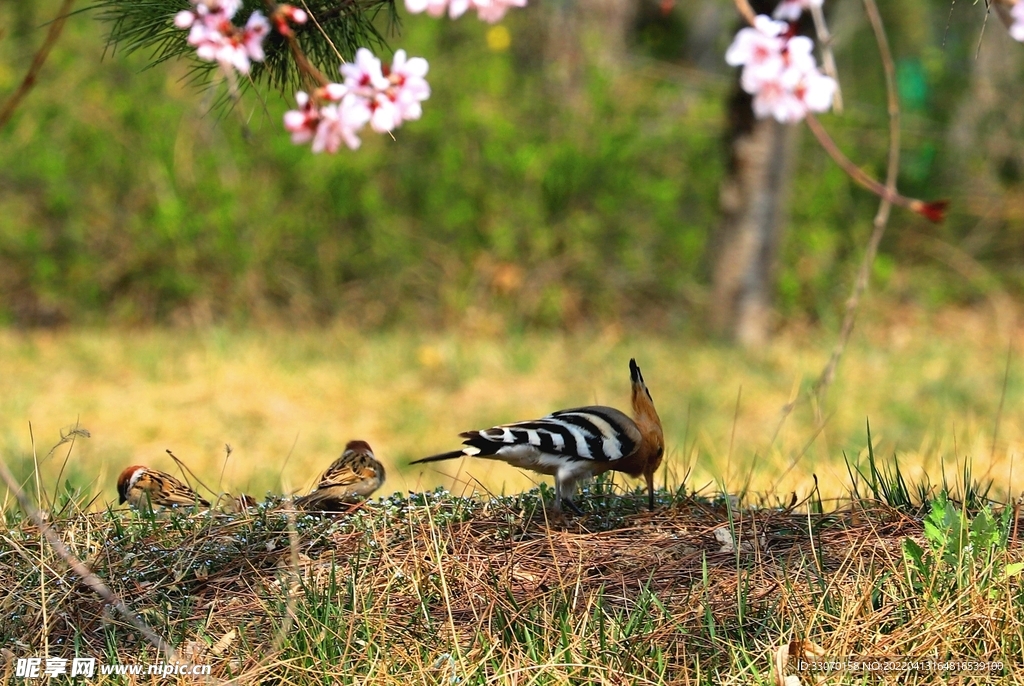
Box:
[409,449,471,465]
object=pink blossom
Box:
[272,4,308,35]
[286,48,430,154]
[282,6,307,23]
[174,0,269,74]
[322,83,347,101]
[367,93,402,133]
[447,0,471,18]
[284,91,319,144]
[781,35,817,72]
[341,48,390,93]
[726,14,835,123]
[216,41,253,74]
[388,49,431,121]
[727,16,786,96]
[748,58,835,123]
[792,68,836,113]
[405,0,449,18]
[773,0,823,22]
[474,0,527,23]
[1011,2,1024,42]
[174,10,197,28]
[189,25,252,73]
[725,15,786,62]
[242,11,270,64]
[189,25,231,64]
[312,103,366,152]
[185,0,242,26]
[405,0,527,21]
[725,16,786,71]
[340,92,373,131]
[751,81,803,123]
[193,0,242,21]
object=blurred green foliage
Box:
[0,0,1022,329]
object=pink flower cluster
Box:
[284,48,431,153]
[174,0,299,75]
[773,0,823,21]
[1011,2,1024,42]
[725,15,836,124]
[405,0,527,23]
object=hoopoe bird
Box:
[117,465,210,511]
[410,359,665,514]
[294,440,386,511]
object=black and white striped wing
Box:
[460,406,641,463]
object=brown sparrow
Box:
[295,440,386,511]
[117,465,211,511]
[221,493,258,513]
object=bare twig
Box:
[0,451,179,663]
[809,0,843,113]
[0,0,76,130]
[732,0,757,26]
[299,0,346,63]
[991,342,1012,462]
[727,385,742,481]
[286,36,330,88]
[50,423,90,507]
[814,0,904,403]
[166,448,215,499]
[804,115,945,222]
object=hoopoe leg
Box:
[556,471,584,516]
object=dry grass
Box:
[3,305,1024,683]
[1,304,1023,515]
[1,472,1022,684]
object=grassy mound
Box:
[2,465,1022,685]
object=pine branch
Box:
[90,0,400,95]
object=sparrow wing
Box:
[316,455,378,489]
[160,474,211,507]
[297,452,382,510]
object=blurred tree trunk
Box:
[710,2,802,347]
[712,107,798,347]
[948,10,1023,225]
[943,11,1022,340]
[544,0,637,109]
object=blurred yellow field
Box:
[2,305,1022,510]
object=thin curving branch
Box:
[813,0,901,403]
[0,0,76,130]
[804,114,946,222]
[808,0,842,113]
[728,0,946,223]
